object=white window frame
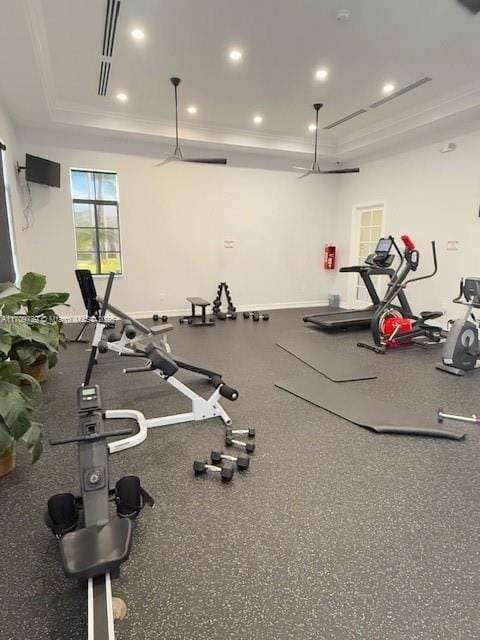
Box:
[70,168,124,278]
[347,201,387,309]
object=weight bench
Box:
[74,270,173,384]
[179,297,215,326]
[106,342,239,453]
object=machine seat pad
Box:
[187,297,209,306]
[59,516,132,580]
[145,342,179,377]
[150,323,174,335]
[420,311,443,321]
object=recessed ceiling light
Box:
[253,115,263,125]
[131,28,145,40]
[308,123,317,132]
[383,82,395,94]
[116,92,128,102]
[316,68,329,80]
[229,49,243,62]
[187,106,198,115]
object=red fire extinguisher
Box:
[324,245,336,270]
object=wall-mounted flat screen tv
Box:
[25,154,61,188]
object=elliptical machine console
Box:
[436,278,480,376]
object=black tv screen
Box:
[25,154,61,188]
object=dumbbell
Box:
[211,451,250,471]
[217,312,227,320]
[253,312,269,322]
[225,435,255,453]
[243,311,254,319]
[107,332,121,342]
[193,460,234,482]
[152,314,169,323]
[226,427,255,438]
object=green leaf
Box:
[0,333,13,356]
[0,360,22,380]
[12,346,41,368]
[47,351,58,368]
[8,411,31,439]
[21,421,43,462]
[21,272,46,295]
[0,418,14,457]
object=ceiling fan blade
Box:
[155,155,182,167]
[455,0,480,13]
[297,170,314,179]
[184,158,228,165]
[292,166,310,171]
[319,168,360,174]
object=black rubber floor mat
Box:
[275,372,465,440]
[277,335,377,382]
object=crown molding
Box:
[337,80,480,157]
[23,0,57,117]
[51,101,337,156]
[22,0,480,163]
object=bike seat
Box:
[420,311,443,321]
[59,516,132,579]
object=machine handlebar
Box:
[50,428,134,446]
[401,234,416,251]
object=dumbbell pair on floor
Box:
[193,429,255,482]
[243,311,269,322]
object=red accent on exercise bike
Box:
[400,235,416,251]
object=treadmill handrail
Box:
[339,266,394,275]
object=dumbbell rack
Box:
[212,282,237,320]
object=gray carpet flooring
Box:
[1,307,480,640]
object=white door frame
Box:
[347,201,387,309]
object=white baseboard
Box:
[61,300,329,321]
[128,300,329,319]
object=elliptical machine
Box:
[436,277,480,375]
[46,385,153,639]
[358,235,445,354]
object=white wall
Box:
[11,131,337,317]
[0,101,23,282]
[333,130,480,322]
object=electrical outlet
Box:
[157,293,165,302]
[224,240,234,249]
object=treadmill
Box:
[303,237,412,331]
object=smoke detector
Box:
[337,9,351,22]
[440,142,457,153]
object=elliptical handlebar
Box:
[405,241,437,286]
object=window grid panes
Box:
[356,209,384,304]
[71,170,122,275]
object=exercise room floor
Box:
[2,308,480,640]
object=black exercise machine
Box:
[436,277,480,375]
[358,235,445,354]
[75,270,173,385]
[46,385,153,639]
[303,237,411,331]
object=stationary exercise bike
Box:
[46,385,153,639]
[436,277,480,375]
[358,235,445,353]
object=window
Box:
[71,169,122,275]
[0,142,17,283]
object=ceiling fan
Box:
[455,0,480,13]
[156,77,227,166]
[293,103,359,177]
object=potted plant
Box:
[0,360,42,477]
[0,272,69,382]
